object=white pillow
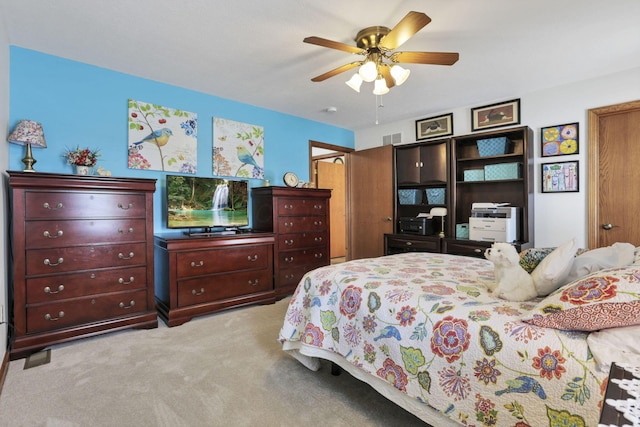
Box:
[531,238,578,296]
[565,242,635,283]
[587,325,640,373]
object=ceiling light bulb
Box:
[373,77,389,95]
[346,73,363,92]
[358,61,378,82]
[390,64,410,86]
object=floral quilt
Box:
[279,252,608,427]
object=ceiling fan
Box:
[304,11,459,94]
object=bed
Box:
[279,249,640,427]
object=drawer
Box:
[278,262,326,289]
[277,198,327,216]
[277,216,327,233]
[469,217,507,232]
[442,240,489,258]
[278,247,328,266]
[25,191,147,219]
[385,235,440,253]
[177,269,272,307]
[26,219,147,249]
[176,244,270,278]
[26,289,148,334]
[26,267,147,304]
[279,232,327,249]
[26,242,147,275]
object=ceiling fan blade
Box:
[392,51,459,65]
[303,36,364,54]
[380,66,396,89]
[310,62,361,82]
[378,11,431,50]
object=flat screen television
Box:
[166,174,249,232]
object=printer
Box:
[469,203,520,243]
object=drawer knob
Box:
[118,277,135,285]
[314,204,323,210]
[44,257,64,267]
[314,237,323,242]
[117,202,134,210]
[248,279,259,286]
[118,228,134,234]
[118,252,135,260]
[192,288,205,296]
[44,284,65,294]
[45,311,65,321]
[43,202,63,210]
[284,222,293,228]
[43,230,63,239]
[191,261,204,267]
[405,241,413,246]
[119,301,135,309]
[314,221,323,226]
[285,274,295,280]
[314,253,323,259]
[284,256,294,263]
[247,255,258,262]
[474,248,482,253]
[284,204,293,210]
[284,239,294,246]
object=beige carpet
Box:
[0,298,427,426]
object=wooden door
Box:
[588,100,640,247]
[317,160,346,258]
[348,145,394,260]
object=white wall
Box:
[355,67,640,248]
[0,5,10,361]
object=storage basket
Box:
[398,189,422,205]
[425,188,445,204]
[484,162,522,180]
[456,223,469,239]
[463,169,485,181]
[477,137,512,157]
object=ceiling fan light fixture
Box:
[346,73,363,92]
[390,64,410,86]
[358,61,378,82]
[372,77,389,95]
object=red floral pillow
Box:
[522,266,640,331]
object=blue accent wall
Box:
[9,47,354,233]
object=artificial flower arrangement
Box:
[63,146,101,166]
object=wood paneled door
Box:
[588,100,640,248]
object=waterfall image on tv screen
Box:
[166,175,248,229]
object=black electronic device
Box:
[398,217,436,236]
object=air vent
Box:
[383,132,402,146]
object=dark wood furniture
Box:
[251,186,331,297]
[389,126,534,257]
[154,232,275,327]
[7,171,157,360]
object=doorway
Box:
[309,140,354,263]
[588,100,640,248]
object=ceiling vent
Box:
[383,132,402,146]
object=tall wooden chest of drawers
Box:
[154,232,275,327]
[7,171,158,360]
[251,186,331,297]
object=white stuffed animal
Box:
[485,242,538,302]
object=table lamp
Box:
[7,120,47,172]
[430,207,447,238]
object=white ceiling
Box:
[1,0,639,131]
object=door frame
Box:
[587,100,640,248]
[309,140,355,257]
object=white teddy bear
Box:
[485,242,538,301]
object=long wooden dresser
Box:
[6,171,157,360]
[251,186,331,297]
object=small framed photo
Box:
[541,122,579,157]
[416,113,453,140]
[471,99,520,131]
[541,160,579,193]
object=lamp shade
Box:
[358,61,378,83]
[7,120,47,148]
[346,73,363,92]
[372,77,389,95]
[390,64,410,86]
[430,207,447,217]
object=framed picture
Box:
[541,122,579,157]
[471,99,520,131]
[415,113,453,140]
[541,160,579,193]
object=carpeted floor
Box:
[0,298,427,426]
